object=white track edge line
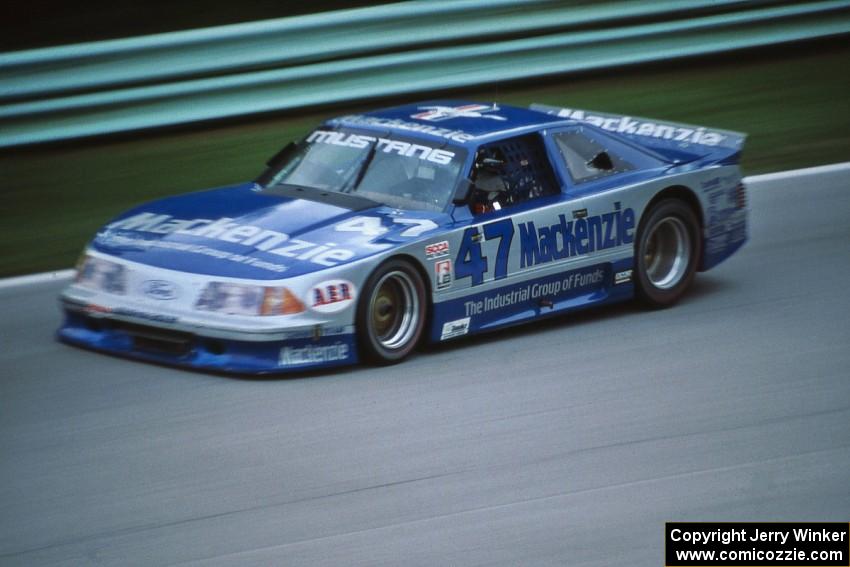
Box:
[0,269,76,290]
[2,161,848,289]
[744,161,850,183]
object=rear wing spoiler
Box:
[530,103,746,163]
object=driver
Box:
[471,148,510,214]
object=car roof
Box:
[326,100,572,148]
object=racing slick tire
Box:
[357,258,427,364]
[634,199,701,308]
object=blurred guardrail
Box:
[1,0,849,148]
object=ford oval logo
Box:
[141,280,179,300]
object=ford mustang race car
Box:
[58,101,747,374]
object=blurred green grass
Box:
[2,42,848,277]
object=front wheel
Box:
[634,199,701,307]
[357,258,427,364]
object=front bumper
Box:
[58,309,358,375]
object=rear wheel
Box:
[357,258,427,364]
[635,199,701,307]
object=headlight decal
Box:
[76,255,126,295]
[195,282,304,316]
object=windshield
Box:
[264,128,467,212]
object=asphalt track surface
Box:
[1,169,849,566]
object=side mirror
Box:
[452,171,509,206]
[474,171,508,194]
[452,178,474,205]
[587,151,614,171]
[266,142,297,168]
[255,142,297,186]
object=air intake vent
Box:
[735,182,747,209]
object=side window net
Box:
[471,133,559,213]
[494,136,559,201]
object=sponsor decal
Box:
[435,259,452,290]
[614,269,633,285]
[440,317,470,340]
[554,108,726,146]
[462,266,607,317]
[700,176,722,190]
[141,279,179,300]
[517,204,635,269]
[454,207,634,287]
[704,173,743,228]
[411,104,507,122]
[113,307,178,324]
[705,216,745,257]
[309,279,356,314]
[82,303,177,324]
[425,240,450,259]
[333,114,475,143]
[95,232,288,273]
[729,218,746,243]
[279,342,350,366]
[280,325,353,340]
[307,130,456,165]
[705,236,726,255]
[103,213,355,268]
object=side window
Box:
[470,133,559,215]
[553,128,635,184]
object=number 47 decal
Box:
[336,216,438,237]
[455,219,514,286]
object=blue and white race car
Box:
[59,101,748,374]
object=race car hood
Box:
[90,183,449,280]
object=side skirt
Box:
[430,259,635,342]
